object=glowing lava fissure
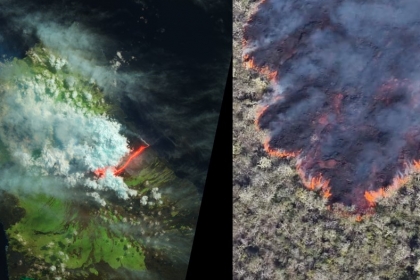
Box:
[94,145,148,178]
[244,0,420,211]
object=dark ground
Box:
[0,223,8,279]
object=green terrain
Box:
[0,45,199,279]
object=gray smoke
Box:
[245,0,420,209]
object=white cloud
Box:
[0,56,137,200]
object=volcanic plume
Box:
[243,0,420,211]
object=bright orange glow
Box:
[243,55,278,82]
[308,176,322,190]
[414,160,420,171]
[94,146,148,178]
[299,174,332,199]
[301,174,330,193]
[364,173,411,207]
[244,58,255,69]
[254,105,269,129]
[268,70,278,81]
[364,189,383,207]
[260,66,278,81]
[248,42,420,214]
[244,0,420,219]
[93,167,107,178]
[265,136,420,214]
[323,186,332,198]
[263,139,298,158]
[255,96,285,129]
[296,162,332,198]
[114,146,148,176]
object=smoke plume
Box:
[244,0,420,210]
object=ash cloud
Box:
[244,0,420,209]
[0,74,136,199]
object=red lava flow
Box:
[94,145,148,178]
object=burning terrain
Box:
[243,0,420,213]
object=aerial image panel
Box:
[0,0,231,279]
[234,0,420,279]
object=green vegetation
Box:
[0,44,200,279]
[1,149,199,279]
[7,192,145,278]
[124,158,175,189]
[0,44,112,115]
[0,45,147,277]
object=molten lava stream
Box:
[94,145,148,178]
[114,146,148,175]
